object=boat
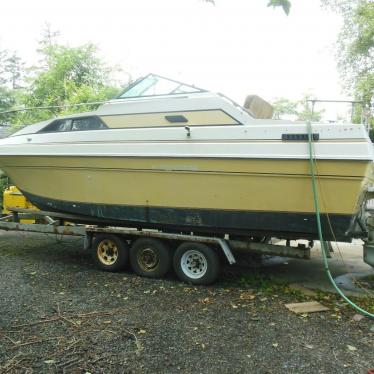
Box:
[0,73,372,241]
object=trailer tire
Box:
[92,234,129,272]
[130,238,172,278]
[173,242,220,285]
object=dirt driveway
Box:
[0,231,373,373]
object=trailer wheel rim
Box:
[138,248,159,271]
[97,239,119,266]
[181,250,208,279]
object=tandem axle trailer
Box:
[1,206,370,285]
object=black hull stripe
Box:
[23,191,353,241]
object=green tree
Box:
[0,86,16,126]
[267,0,291,15]
[323,0,373,125]
[4,54,24,89]
[272,94,324,121]
[272,97,298,119]
[14,30,121,126]
[0,48,24,126]
[297,96,324,122]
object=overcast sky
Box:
[0,0,351,118]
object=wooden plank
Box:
[285,301,329,314]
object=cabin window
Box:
[39,116,107,133]
[71,117,107,131]
[117,74,204,99]
[40,119,73,133]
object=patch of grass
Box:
[223,269,299,295]
[356,275,374,290]
[222,268,374,315]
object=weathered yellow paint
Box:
[0,156,370,215]
[100,110,238,128]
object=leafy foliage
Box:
[272,95,324,121]
[267,0,291,15]
[0,28,121,130]
[0,49,24,87]
[21,36,120,123]
[0,49,24,126]
[323,0,373,125]
[272,97,298,119]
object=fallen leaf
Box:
[240,292,256,301]
[44,360,55,364]
[304,344,314,349]
[30,271,37,276]
[103,320,111,324]
[139,329,146,334]
[201,343,205,349]
[199,297,212,305]
[352,314,364,322]
[347,345,357,352]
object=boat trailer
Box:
[0,206,372,284]
[0,207,311,262]
[0,207,311,284]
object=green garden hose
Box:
[307,121,374,319]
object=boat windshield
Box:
[117,74,204,99]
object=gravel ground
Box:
[0,231,373,374]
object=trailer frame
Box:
[0,206,311,262]
[0,207,316,284]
